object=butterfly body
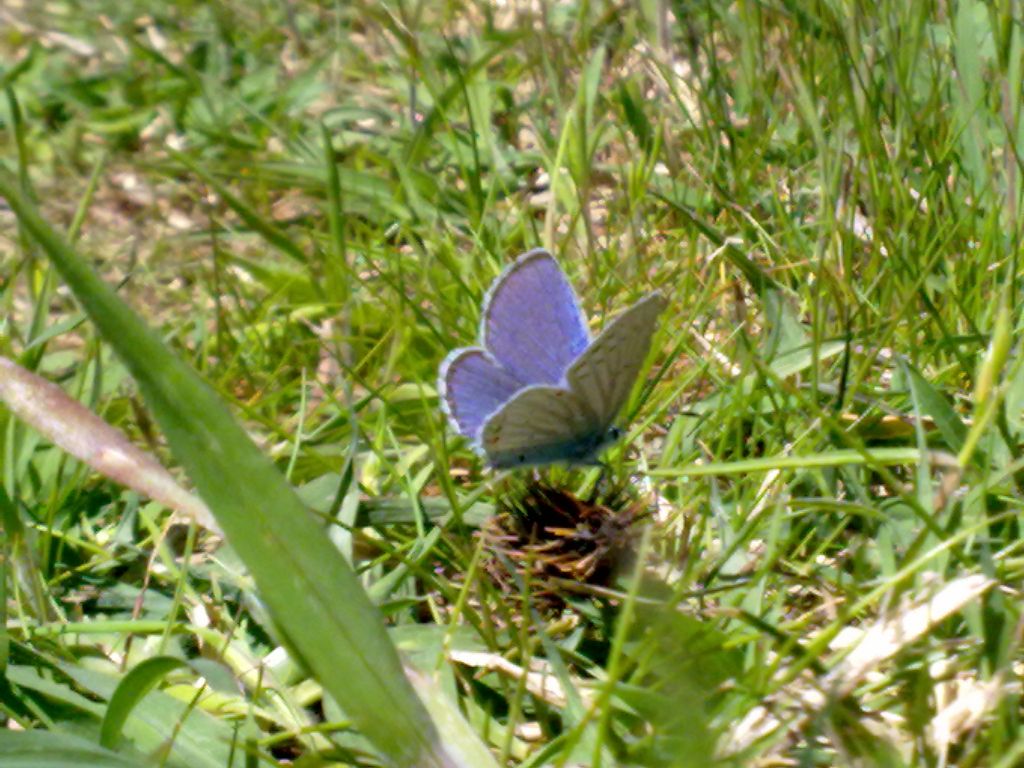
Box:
[439,249,665,468]
[484,419,620,469]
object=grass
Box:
[1,1,1023,766]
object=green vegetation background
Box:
[1,2,1023,766]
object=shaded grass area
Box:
[2,1,1024,766]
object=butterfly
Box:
[438,249,666,468]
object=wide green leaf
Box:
[0,169,484,768]
[0,731,142,768]
[900,359,968,454]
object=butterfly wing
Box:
[441,250,665,468]
[566,291,667,427]
[439,348,527,440]
[481,249,590,385]
[480,385,606,468]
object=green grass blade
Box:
[0,168,480,768]
[0,731,142,767]
[170,150,311,265]
[650,447,926,477]
[99,656,190,749]
[900,359,968,453]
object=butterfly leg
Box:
[586,461,613,504]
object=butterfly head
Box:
[585,424,625,465]
[604,425,624,444]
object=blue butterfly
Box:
[439,249,666,468]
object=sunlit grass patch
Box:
[2,1,1024,766]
